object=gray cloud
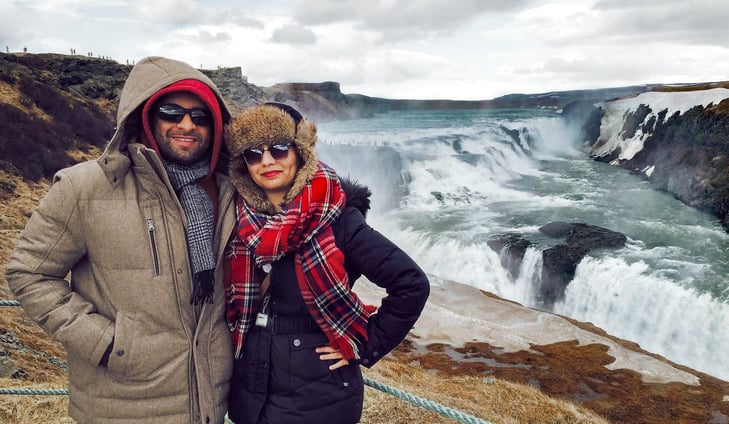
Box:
[129,0,264,28]
[197,30,232,43]
[594,0,695,9]
[130,0,203,26]
[293,0,535,39]
[271,24,317,45]
[6,0,729,100]
[0,3,33,47]
[227,14,266,29]
[522,48,724,91]
[210,8,265,29]
[590,1,729,47]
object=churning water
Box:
[317,108,729,381]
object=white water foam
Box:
[554,256,729,381]
[319,108,729,381]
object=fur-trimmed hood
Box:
[225,103,318,213]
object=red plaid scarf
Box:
[225,163,376,359]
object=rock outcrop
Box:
[488,222,627,308]
[569,86,729,230]
[538,222,627,307]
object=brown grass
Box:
[0,229,70,424]
[710,98,729,114]
[652,81,729,92]
[0,171,50,230]
[0,81,51,122]
[0,394,71,424]
[362,360,609,424]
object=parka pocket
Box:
[146,218,160,276]
[105,312,169,382]
[106,312,137,378]
[283,332,363,419]
[285,333,360,395]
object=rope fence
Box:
[1,300,493,423]
[0,388,68,395]
[363,376,492,424]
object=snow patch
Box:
[592,88,729,161]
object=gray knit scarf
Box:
[164,158,216,304]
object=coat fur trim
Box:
[225,104,318,213]
[340,178,371,218]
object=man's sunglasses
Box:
[242,142,294,165]
[157,104,212,127]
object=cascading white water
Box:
[507,246,543,307]
[555,256,729,377]
[317,108,729,381]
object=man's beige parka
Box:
[5,56,236,424]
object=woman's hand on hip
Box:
[316,345,349,370]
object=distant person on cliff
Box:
[223,102,430,424]
[6,56,235,423]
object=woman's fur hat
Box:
[225,102,318,213]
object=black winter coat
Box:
[227,180,430,424]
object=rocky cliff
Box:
[564,86,729,230]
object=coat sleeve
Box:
[5,170,115,366]
[338,208,430,368]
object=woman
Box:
[223,103,430,424]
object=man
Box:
[5,56,236,423]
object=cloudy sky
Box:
[2,0,728,100]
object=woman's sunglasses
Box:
[242,142,293,165]
[157,104,212,127]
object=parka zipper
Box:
[146,218,161,276]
